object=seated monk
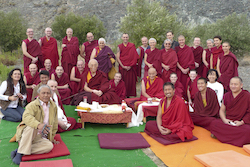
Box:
[24,64,40,103]
[190,78,220,130]
[187,69,200,107]
[11,85,58,165]
[51,66,71,105]
[144,82,194,142]
[39,59,55,78]
[70,60,86,95]
[47,80,81,132]
[210,77,250,147]
[71,59,121,105]
[169,73,184,98]
[109,72,126,100]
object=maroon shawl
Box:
[83,40,98,64]
[61,36,80,65]
[54,72,70,86]
[118,42,139,67]
[186,76,200,100]
[24,71,40,85]
[144,48,162,76]
[191,46,204,76]
[202,48,212,77]
[174,81,185,98]
[211,45,223,68]
[109,79,126,100]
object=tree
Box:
[119,0,187,48]
[51,13,106,44]
[0,10,27,52]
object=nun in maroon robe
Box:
[118,42,139,97]
[61,36,80,76]
[144,48,162,78]
[191,46,204,77]
[211,45,223,69]
[70,66,85,95]
[23,39,43,73]
[218,52,238,92]
[82,40,98,66]
[109,79,126,100]
[202,48,212,77]
[40,36,59,69]
[24,71,40,103]
[161,48,178,83]
[190,87,220,130]
[186,75,200,101]
[210,90,250,147]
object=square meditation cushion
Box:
[20,159,73,167]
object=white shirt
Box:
[52,93,68,123]
[207,81,224,106]
[0,81,27,108]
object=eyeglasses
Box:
[165,43,171,45]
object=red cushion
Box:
[150,134,198,145]
[22,134,70,161]
[98,133,150,150]
[20,159,73,167]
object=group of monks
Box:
[21,27,250,148]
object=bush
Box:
[0,10,27,52]
[51,13,107,44]
[0,63,12,82]
[119,0,188,48]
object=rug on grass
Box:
[20,159,73,167]
[194,150,250,167]
[98,133,150,150]
[22,134,70,161]
[141,125,250,167]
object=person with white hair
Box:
[144,38,162,78]
[90,37,116,76]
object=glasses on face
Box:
[165,43,171,45]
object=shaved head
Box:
[88,59,98,66]
[77,60,85,65]
[29,63,37,69]
[178,35,185,40]
[26,28,33,33]
[45,27,52,32]
[148,67,157,73]
[44,59,51,64]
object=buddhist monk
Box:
[210,36,223,69]
[70,60,86,95]
[161,31,179,50]
[109,72,126,101]
[175,35,195,88]
[202,39,214,77]
[140,68,164,101]
[61,28,80,76]
[217,42,238,92]
[144,82,194,143]
[38,27,59,69]
[136,36,150,78]
[144,38,161,78]
[71,59,121,105]
[161,39,178,82]
[190,78,220,130]
[191,37,204,77]
[210,77,250,147]
[80,32,98,66]
[24,64,40,103]
[90,38,115,76]
[187,70,200,106]
[169,73,184,98]
[51,66,71,105]
[116,33,139,97]
[22,28,43,73]
[39,59,55,78]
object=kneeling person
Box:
[144,82,194,142]
[11,85,58,165]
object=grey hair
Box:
[66,28,73,33]
[98,38,106,44]
[164,39,172,44]
[206,39,214,43]
[149,38,157,43]
[37,85,52,94]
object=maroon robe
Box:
[24,71,40,103]
[70,67,85,95]
[161,48,178,82]
[190,88,220,130]
[40,36,59,69]
[137,46,145,77]
[210,90,250,147]
[145,95,194,142]
[54,72,71,105]
[202,48,212,77]
[140,76,164,101]
[23,39,43,73]
[40,68,55,78]
[186,76,200,101]
[191,46,204,77]
[218,52,238,92]
[211,45,223,69]
[109,79,126,100]
[174,81,185,98]
[144,48,162,78]
[175,45,195,88]
[61,36,80,76]
[94,46,115,74]
[83,40,98,66]
[118,42,139,97]
[72,70,121,105]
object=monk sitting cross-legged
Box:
[210,77,250,147]
[190,78,220,130]
[109,72,126,101]
[70,60,86,95]
[169,73,184,98]
[71,59,121,105]
[39,59,55,78]
[186,69,200,108]
[144,82,194,143]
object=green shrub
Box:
[0,63,12,82]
